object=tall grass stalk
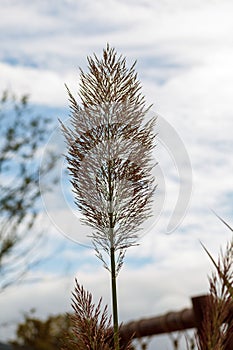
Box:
[197,219,233,350]
[61,45,156,349]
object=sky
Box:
[1,0,233,348]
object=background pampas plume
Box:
[62,279,133,350]
[197,222,233,350]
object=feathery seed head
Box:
[61,45,156,272]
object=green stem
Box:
[110,246,119,350]
[107,125,119,349]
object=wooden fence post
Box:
[192,295,233,350]
[191,295,210,333]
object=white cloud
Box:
[0,62,78,107]
[1,1,233,348]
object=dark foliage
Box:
[0,91,57,290]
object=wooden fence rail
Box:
[120,295,233,349]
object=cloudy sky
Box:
[1,0,233,348]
